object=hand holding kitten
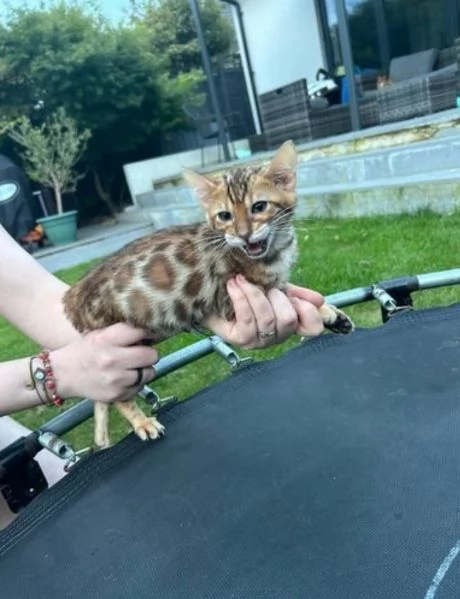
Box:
[204,276,325,349]
[49,323,159,404]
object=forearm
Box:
[0,225,79,348]
[0,357,45,415]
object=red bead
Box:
[45,380,56,390]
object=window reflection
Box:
[320,0,460,74]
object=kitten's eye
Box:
[217,211,232,222]
[251,201,268,214]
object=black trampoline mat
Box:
[1,304,460,598]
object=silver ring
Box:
[133,367,143,387]
[258,330,276,339]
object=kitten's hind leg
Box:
[319,304,355,334]
[115,400,165,441]
[94,401,111,449]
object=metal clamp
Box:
[38,431,92,472]
[371,284,413,321]
[138,386,178,414]
[210,336,253,371]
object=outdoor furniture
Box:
[258,39,460,147]
[258,79,379,149]
[374,39,460,124]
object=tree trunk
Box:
[92,169,118,219]
[50,173,63,214]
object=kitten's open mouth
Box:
[245,239,269,258]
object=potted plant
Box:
[9,107,91,246]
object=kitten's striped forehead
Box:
[223,166,262,203]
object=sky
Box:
[0,0,131,24]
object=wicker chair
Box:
[258,79,379,149]
[375,39,460,124]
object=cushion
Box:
[389,48,438,82]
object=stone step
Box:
[297,167,460,197]
[122,170,460,228]
[296,178,460,219]
[297,133,460,189]
[122,129,460,229]
[118,203,204,229]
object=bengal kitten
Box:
[63,141,354,448]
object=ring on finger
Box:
[257,329,277,340]
[132,367,143,387]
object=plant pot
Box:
[37,210,78,246]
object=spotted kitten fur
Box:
[63,141,353,448]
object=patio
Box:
[179,0,460,165]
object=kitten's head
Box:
[183,140,297,259]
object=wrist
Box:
[28,349,70,407]
[47,347,76,401]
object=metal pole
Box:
[334,0,361,130]
[188,0,231,162]
[373,0,390,71]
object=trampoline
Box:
[1,268,460,598]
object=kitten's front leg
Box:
[115,400,165,441]
[319,304,354,334]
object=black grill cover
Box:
[1,304,460,598]
[0,154,35,240]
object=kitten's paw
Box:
[320,304,355,335]
[94,439,112,451]
[134,417,166,441]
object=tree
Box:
[9,107,90,214]
[0,2,199,216]
[130,0,234,77]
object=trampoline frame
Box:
[1,267,460,514]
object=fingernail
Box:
[236,274,245,285]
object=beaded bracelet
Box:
[28,349,64,407]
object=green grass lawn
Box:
[2,211,459,449]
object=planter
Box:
[37,210,78,246]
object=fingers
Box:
[207,277,326,350]
[266,288,298,341]
[285,284,324,307]
[97,322,154,347]
[235,275,276,337]
[290,297,324,337]
[55,324,161,404]
[128,366,156,390]
[226,277,257,334]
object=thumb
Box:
[285,284,324,307]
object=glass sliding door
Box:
[318,0,460,73]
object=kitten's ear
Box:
[264,140,297,192]
[183,168,216,207]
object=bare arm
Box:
[0,226,158,415]
[0,225,77,348]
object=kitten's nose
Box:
[236,224,250,241]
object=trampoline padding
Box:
[1,304,460,598]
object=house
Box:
[222,0,460,135]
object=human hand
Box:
[204,275,324,350]
[285,283,325,337]
[50,323,159,403]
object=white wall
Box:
[123,139,251,201]
[238,0,325,94]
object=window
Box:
[318,0,460,74]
